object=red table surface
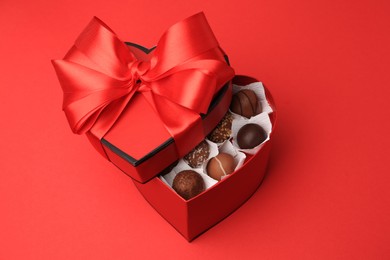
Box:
[1,0,389,259]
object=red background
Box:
[1,0,390,259]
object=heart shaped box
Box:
[84,44,277,240]
[133,75,277,241]
[54,15,276,241]
[85,42,233,184]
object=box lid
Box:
[53,13,234,183]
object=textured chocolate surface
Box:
[237,124,266,149]
[206,153,235,181]
[184,140,210,168]
[208,112,233,143]
[230,89,260,118]
[172,170,205,200]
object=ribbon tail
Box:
[89,88,137,139]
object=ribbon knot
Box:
[52,13,235,156]
[129,60,150,85]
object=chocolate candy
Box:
[208,112,233,143]
[184,140,210,168]
[237,124,267,149]
[230,89,261,118]
[206,153,235,181]
[172,170,205,200]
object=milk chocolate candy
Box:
[208,112,233,143]
[230,89,261,118]
[206,153,235,181]
[184,140,210,168]
[172,170,205,200]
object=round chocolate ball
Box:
[184,140,210,168]
[208,112,233,143]
[237,124,267,149]
[172,170,205,200]
[230,89,261,118]
[206,153,235,181]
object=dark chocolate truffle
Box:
[237,124,267,149]
[206,153,235,181]
[172,170,205,200]
[230,89,261,118]
[208,113,233,143]
[184,140,210,168]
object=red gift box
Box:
[53,13,234,183]
[53,13,277,241]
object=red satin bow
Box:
[52,13,234,156]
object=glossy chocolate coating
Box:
[230,89,261,118]
[237,124,267,149]
[208,112,233,143]
[184,140,210,168]
[206,153,235,181]
[172,170,205,200]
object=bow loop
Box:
[71,17,136,80]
